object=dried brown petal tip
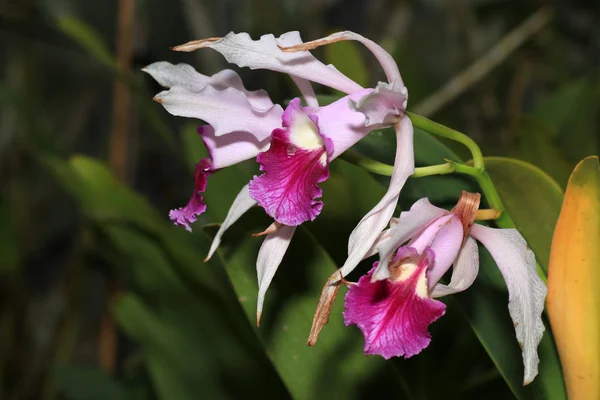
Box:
[307,273,342,346]
[252,222,283,237]
[172,37,222,52]
[452,191,481,237]
[278,36,344,53]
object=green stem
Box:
[412,163,455,178]
[407,112,485,170]
[340,150,393,176]
[340,150,455,178]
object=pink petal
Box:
[407,214,456,253]
[256,225,297,323]
[349,81,408,127]
[153,85,283,141]
[408,214,464,289]
[469,224,547,385]
[249,99,331,226]
[340,117,416,279]
[372,197,449,282]
[169,158,212,231]
[315,89,373,159]
[205,184,256,261]
[431,236,479,297]
[173,32,363,94]
[199,125,269,170]
[343,249,446,358]
[142,62,274,110]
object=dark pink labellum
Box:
[343,248,446,358]
[249,98,332,226]
[169,158,213,231]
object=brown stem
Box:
[102,0,135,374]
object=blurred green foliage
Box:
[1,0,599,399]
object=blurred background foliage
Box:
[1,0,599,398]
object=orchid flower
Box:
[144,31,414,322]
[342,191,547,385]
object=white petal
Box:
[470,224,547,385]
[284,31,403,86]
[290,76,319,108]
[205,185,256,261]
[431,235,479,297]
[362,228,392,260]
[173,32,362,94]
[256,225,297,324]
[337,117,415,280]
[349,81,408,127]
[154,85,283,140]
[143,61,275,110]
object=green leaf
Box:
[514,117,572,187]
[42,154,164,233]
[205,218,410,400]
[53,365,127,400]
[531,77,590,135]
[44,155,291,399]
[484,157,564,272]
[529,76,600,169]
[56,16,115,68]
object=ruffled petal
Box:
[199,125,269,170]
[349,81,408,127]
[205,184,256,261]
[172,32,363,94]
[469,225,547,385]
[431,236,479,297]
[153,85,283,141]
[256,225,297,324]
[142,62,274,110]
[340,117,417,279]
[169,158,212,231]
[344,249,446,358]
[249,99,331,226]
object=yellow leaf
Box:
[547,156,600,399]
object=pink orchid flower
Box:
[343,192,547,385]
[144,31,415,321]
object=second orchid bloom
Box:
[342,192,547,385]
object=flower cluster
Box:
[145,31,546,384]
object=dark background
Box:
[1,0,598,399]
